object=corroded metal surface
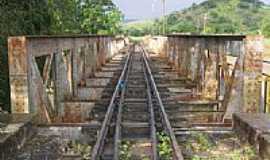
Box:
[8,37,29,114]
[144,35,264,120]
[8,35,127,123]
[243,36,264,113]
[5,35,266,159]
[165,36,246,101]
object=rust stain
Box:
[8,37,27,74]
[8,35,127,123]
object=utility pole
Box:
[161,0,166,35]
[152,0,156,35]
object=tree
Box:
[261,17,270,37]
[261,6,270,37]
[168,20,197,33]
[138,0,270,35]
[0,0,52,111]
[80,0,123,34]
[0,0,123,111]
[48,0,81,34]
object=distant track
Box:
[91,44,184,160]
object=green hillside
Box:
[123,20,155,36]
[124,0,270,36]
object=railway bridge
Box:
[1,34,270,159]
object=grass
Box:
[183,132,258,160]
[157,132,173,160]
[129,36,144,43]
[65,140,91,159]
[120,141,132,160]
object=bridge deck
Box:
[3,35,267,159]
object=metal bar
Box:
[91,51,131,159]
[143,56,158,160]
[32,56,52,123]
[141,46,184,160]
[43,53,54,87]
[175,130,232,135]
[264,80,268,113]
[113,51,132,160]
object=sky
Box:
[112,0,270,20]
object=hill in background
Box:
[123,20,155,36]
[123,0,270,36]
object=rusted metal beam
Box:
[146,34,263,121]
[43,53,54,87]
[31,56,53,123]
[8,35,128,123]
[167,34,246,40]
[8,37,29,114]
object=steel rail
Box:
[91,48,131,159]
[113,50,132,160]
[143,55,158,160]
[114,49,158,160]
[141,45,184,160]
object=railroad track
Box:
[9,43,232,160]
[91,44,184,160]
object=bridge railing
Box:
[144,34,264,120]
[8,35,127,123]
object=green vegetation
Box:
[124,0,270,37]
[119,141,132,160]
[123,20,155,36]
[65,140,91,159]
[129,36,145,43]
[48,0,123,35]
[1,0,270,112]
[186,133,214,153]
[142,156,151,160]
[184,132,258,160]
[157,132,173,160]
[0,0,123,111]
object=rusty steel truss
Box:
[8,35,127,123]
